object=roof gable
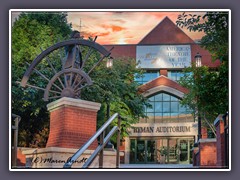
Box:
[138,16,195,45]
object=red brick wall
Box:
[201,127,208,139]
[199,141,217,167]
[47,106,98,149]
[160,70,168,77]
[215,119,225,167]
[16,148,26,167]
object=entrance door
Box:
[178,139,194,164]
[133,139,156,163]
[168,139,178,164]
[136,140,145,163]
[146,140,155,163]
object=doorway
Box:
[130,139,156,163]
[130,138,194,164]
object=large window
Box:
[140,92,193,123]
[135,71,160,85]
[168,71,192,82]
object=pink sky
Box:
[67,11,206,45]
[11,10,206,45]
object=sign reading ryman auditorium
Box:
[136,45,191,69]
[129,122,198,137]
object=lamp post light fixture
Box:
[105,56,114,149]
[195,52,202,68]
[106,56,113,68]
[195,52,202,141]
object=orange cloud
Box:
[102,24,126,32]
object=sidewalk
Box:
[120,164,195,169]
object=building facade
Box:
[104,17,220,164]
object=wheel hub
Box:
[61,87,75,98]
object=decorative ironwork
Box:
[19,31,113,101]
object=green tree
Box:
[176,12,229,135]
[81,57,148,143]
[12,12,72,147]
[12,12,148,147]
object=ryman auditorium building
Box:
[104,17,220,164]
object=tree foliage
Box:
[12,12,148,147]
[12,12,72,147]
[176,12,229,131]
[81,57,148,141]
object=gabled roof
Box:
[138,16,195,45]
[138,75,189,95]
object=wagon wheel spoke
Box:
[20,38,112,102]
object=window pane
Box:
[155,102,162,112]
[163,102,170,112]
[142,71,159,82]
[149,96,154,102]
[171,102,178,113]
[179,105,187,113]
[163,93,170,101]
[147,102,154,112]
[171,96,179,102]
[155,93,162,101]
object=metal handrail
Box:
[11,114,21,168]
[63,113,121,168]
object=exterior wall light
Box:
[195,52,202,67]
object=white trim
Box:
[47,97,101,112]
[199,138,217,143]
[142,85,185,98]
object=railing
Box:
[63,113,121,168]
[11,114,21,168]
[223,112,229,168]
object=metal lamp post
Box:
[105,57,114,149]
[195,52,202,141]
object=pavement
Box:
[120,163,195,169]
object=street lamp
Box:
[195,52,202,141]
[106,56,113,68]
[105,56,114,149]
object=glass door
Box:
[136,140,145,163]
[178,139,194,164]
[130,139,157,164]
[168,139,178,164]
[146,140,156,163]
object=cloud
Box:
[101,24,126,32]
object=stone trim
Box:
[47,97,101,112]
[214,115,224,126]
[142,85,184,98]
[199,138,217,143]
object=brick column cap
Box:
[47,97,101,112]
[214,114,224,126]
[199,138,217,143]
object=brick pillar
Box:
[160,69,168,77]
[201,126,208,139]
[199,139,217,167]
[46,97,101,149]
[214,115,225,167]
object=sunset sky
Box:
[11,10,206,45]
[67,11,206,45]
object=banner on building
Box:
[136,45,191,69]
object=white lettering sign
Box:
[136,45,191,69]
[129,122,198,137]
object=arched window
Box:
[140,92,193,123]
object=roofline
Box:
[138,16,169,44]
